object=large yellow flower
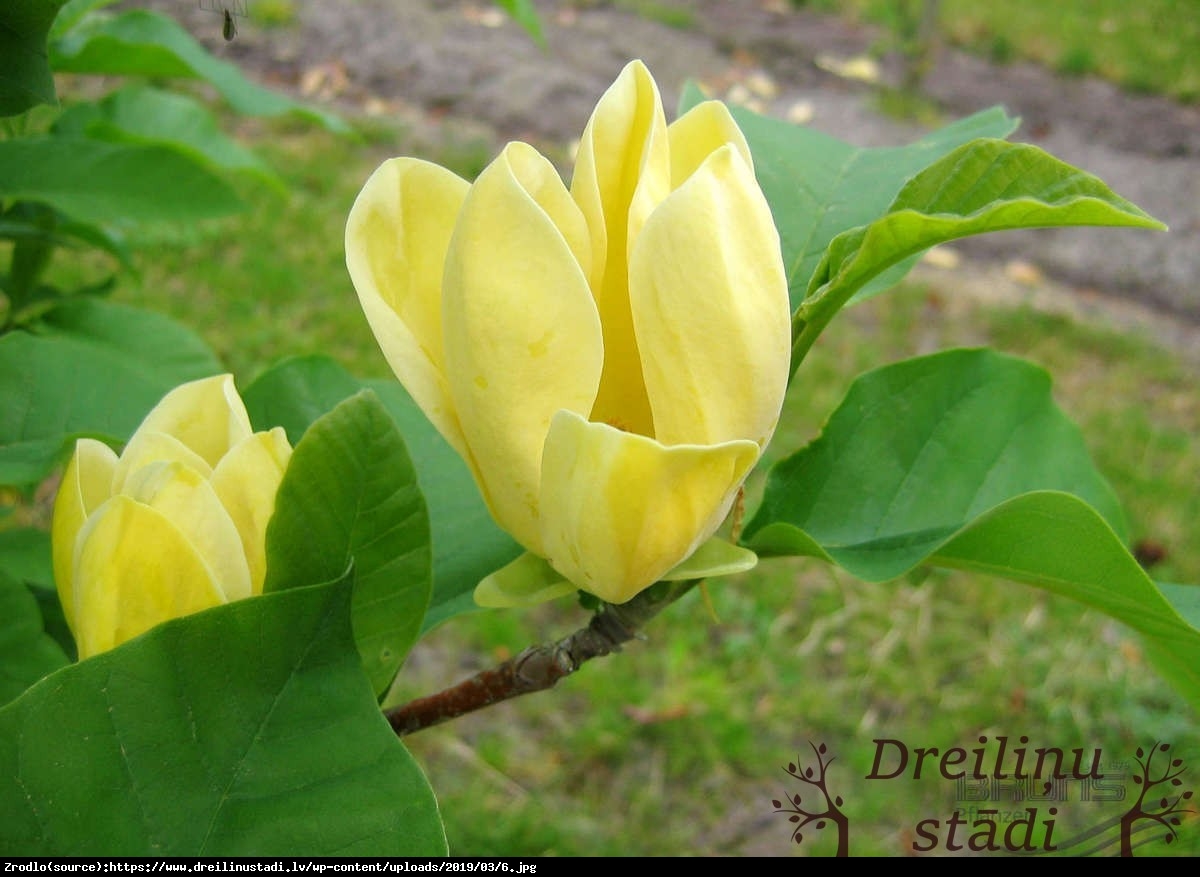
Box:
[52,375,292,658]
[346,61,789,604]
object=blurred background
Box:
[54,0,1200,855]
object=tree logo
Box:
[772,741,850,856]
[1117,742,1194,856]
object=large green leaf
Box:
[743,349,1200,709]
[264,391,432,696]
[245,356,520,633]
[52,85,280,188]
[0,527,72,662]
[0,298,222,486]
[680,85,1016,308]
[0,575,447,855]
[0,571,68,706]
[792,139,1166,369]
[50,8,346,131]
[367,379,523,629]
[0,137,242,226]
[243,354,362,446]
[0,527,51,588]
[0,0,68,116]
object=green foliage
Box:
[0,0,68,115]
[791,138,1165,368]
[0,576,446,855]
[0,298,221,486]
[52,84,281,187]
[244,356,521,634]
[49,8,344,130]
[1,7,1194,851]
[0,137,242,225]
[0,570,68,705]
[0,0,341,360]
[680,85,1016,309]
[264,391,433,696]
[743,349,1200,709]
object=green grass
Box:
[42,120,1200,856]
[614,0,696,30]
[819,0,1200,102]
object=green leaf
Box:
[793,139,1166,370]
[475,551,576,609]
[265,391,432,696]
[4,202,57,310]
[243,354,362,446]
[493,0,546,47]
[50,9,346,131]
[0,575,447,855]
[0,298,222,486]
[0,527,52,587]
[0,570,69,706]
[52,85,281,189]
[47,0,120,41]
[1158,583,1200,629]
[0,0,68,116]
[244,356,520,634]
[0,203,133,276]
[368,380,521,630]
[660,536,758,581]
[0,529,72,658]
[680,85,1017,309]
[743,349,1200,709]
[0,137,242,226]
[745,348,1126,572]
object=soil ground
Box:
[171,0,1200,341]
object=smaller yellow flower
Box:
[51,375,292,659]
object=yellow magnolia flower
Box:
[52,374,292,659]
[346,61,789,604]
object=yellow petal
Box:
[132,374,252,468]
[210,427,292,593]
[539,410,759,603]
[346,158,472,457]
[111,429,211,495]
[630,144,790,448]
[667,99,753,188]
[71,496,226,659]
[571,59,671,438]
[123,461,253,602]
[51,438,118,625]
[443,143,603,552]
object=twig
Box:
[385,579,699,736]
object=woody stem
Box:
[384,579,699,736]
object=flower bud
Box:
[52,375,292,658]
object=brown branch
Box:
[385,579,699,736]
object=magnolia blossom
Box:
[52,375,292,658]
[346,61,790,603]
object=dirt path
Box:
[190,0,1200,335]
